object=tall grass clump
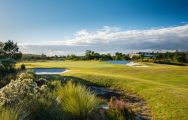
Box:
[0,108,19,120]
[0,105,29,120]
[57,82,100,118]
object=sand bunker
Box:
[126,62,149,67]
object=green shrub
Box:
[49,80,62,90]
[27,97,65,120]
[0,78,40,106]
[20,64,26,71]
[57,82,100,118]
[18,70,36,80]
[0,74,48,106]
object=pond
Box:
[106,60,130,64]
[32,68,67,75]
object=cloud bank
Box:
[19,24,188,55]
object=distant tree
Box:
[100,53,113,60]
[132,55,141,60]
[67,54,79,60]
[85,50,92,60]
[114,52,122,60]
[114,52,130,60]
[186,52,188,63]
[85,50,101,60]
[3,40,19,58]
[174,51,186,63]
[41,53,47,59]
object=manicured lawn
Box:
[17,61,188,120]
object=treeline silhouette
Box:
[21,50,188,64]
[22,50,131,61]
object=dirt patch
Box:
[88,86,152,120]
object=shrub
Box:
[49,80,62,90]
[106,97,135,120]
[57,82,100,118]
[36,78,48,86]
[0,71,48,106]
[0,78,40,106]
[20,64,26,71]
[28,97,65,120]
[18,70,36,80]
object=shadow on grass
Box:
[37,74,102,87]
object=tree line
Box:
[1,41,188,64]
[22,50,131,61]
[153,51,188,64]
[21,50,188,64]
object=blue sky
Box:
[0,0,188,55]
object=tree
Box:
[85,50,92,60]
[185,51,188,63]
[3,40,19,58]
[174,51,186,63]
[67,54,79,60]
[0,40,22,80]
[41,53,47,59]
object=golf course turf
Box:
[17,61,188,120]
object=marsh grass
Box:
[0,108,20,120]
[0,103,30,120]
[58,81,100,118]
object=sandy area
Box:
[126,62,149,67]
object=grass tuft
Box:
[58,81,100,118]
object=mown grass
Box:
[18,61,188,120]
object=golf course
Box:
[17,60,188,120]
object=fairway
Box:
[18,61,188,120]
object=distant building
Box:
[129,52,155,59]
[142,53,154,59]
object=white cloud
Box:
[19,24,188,55]
[32,24,188,47]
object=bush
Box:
[0,78,40,106]
[36,78,48,86]
[20,64,26,71]
[27,97,65,120]
[0,71,48,106]
[18,70,36,80]
[57,82,100,118]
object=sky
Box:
[0,0,188,55]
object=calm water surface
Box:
[32,68,66,75]
[107,60,130,64]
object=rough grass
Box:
[18,61,188,120]
[0,105,29,120]
[57,81,100,118]
[0,108,20,120]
